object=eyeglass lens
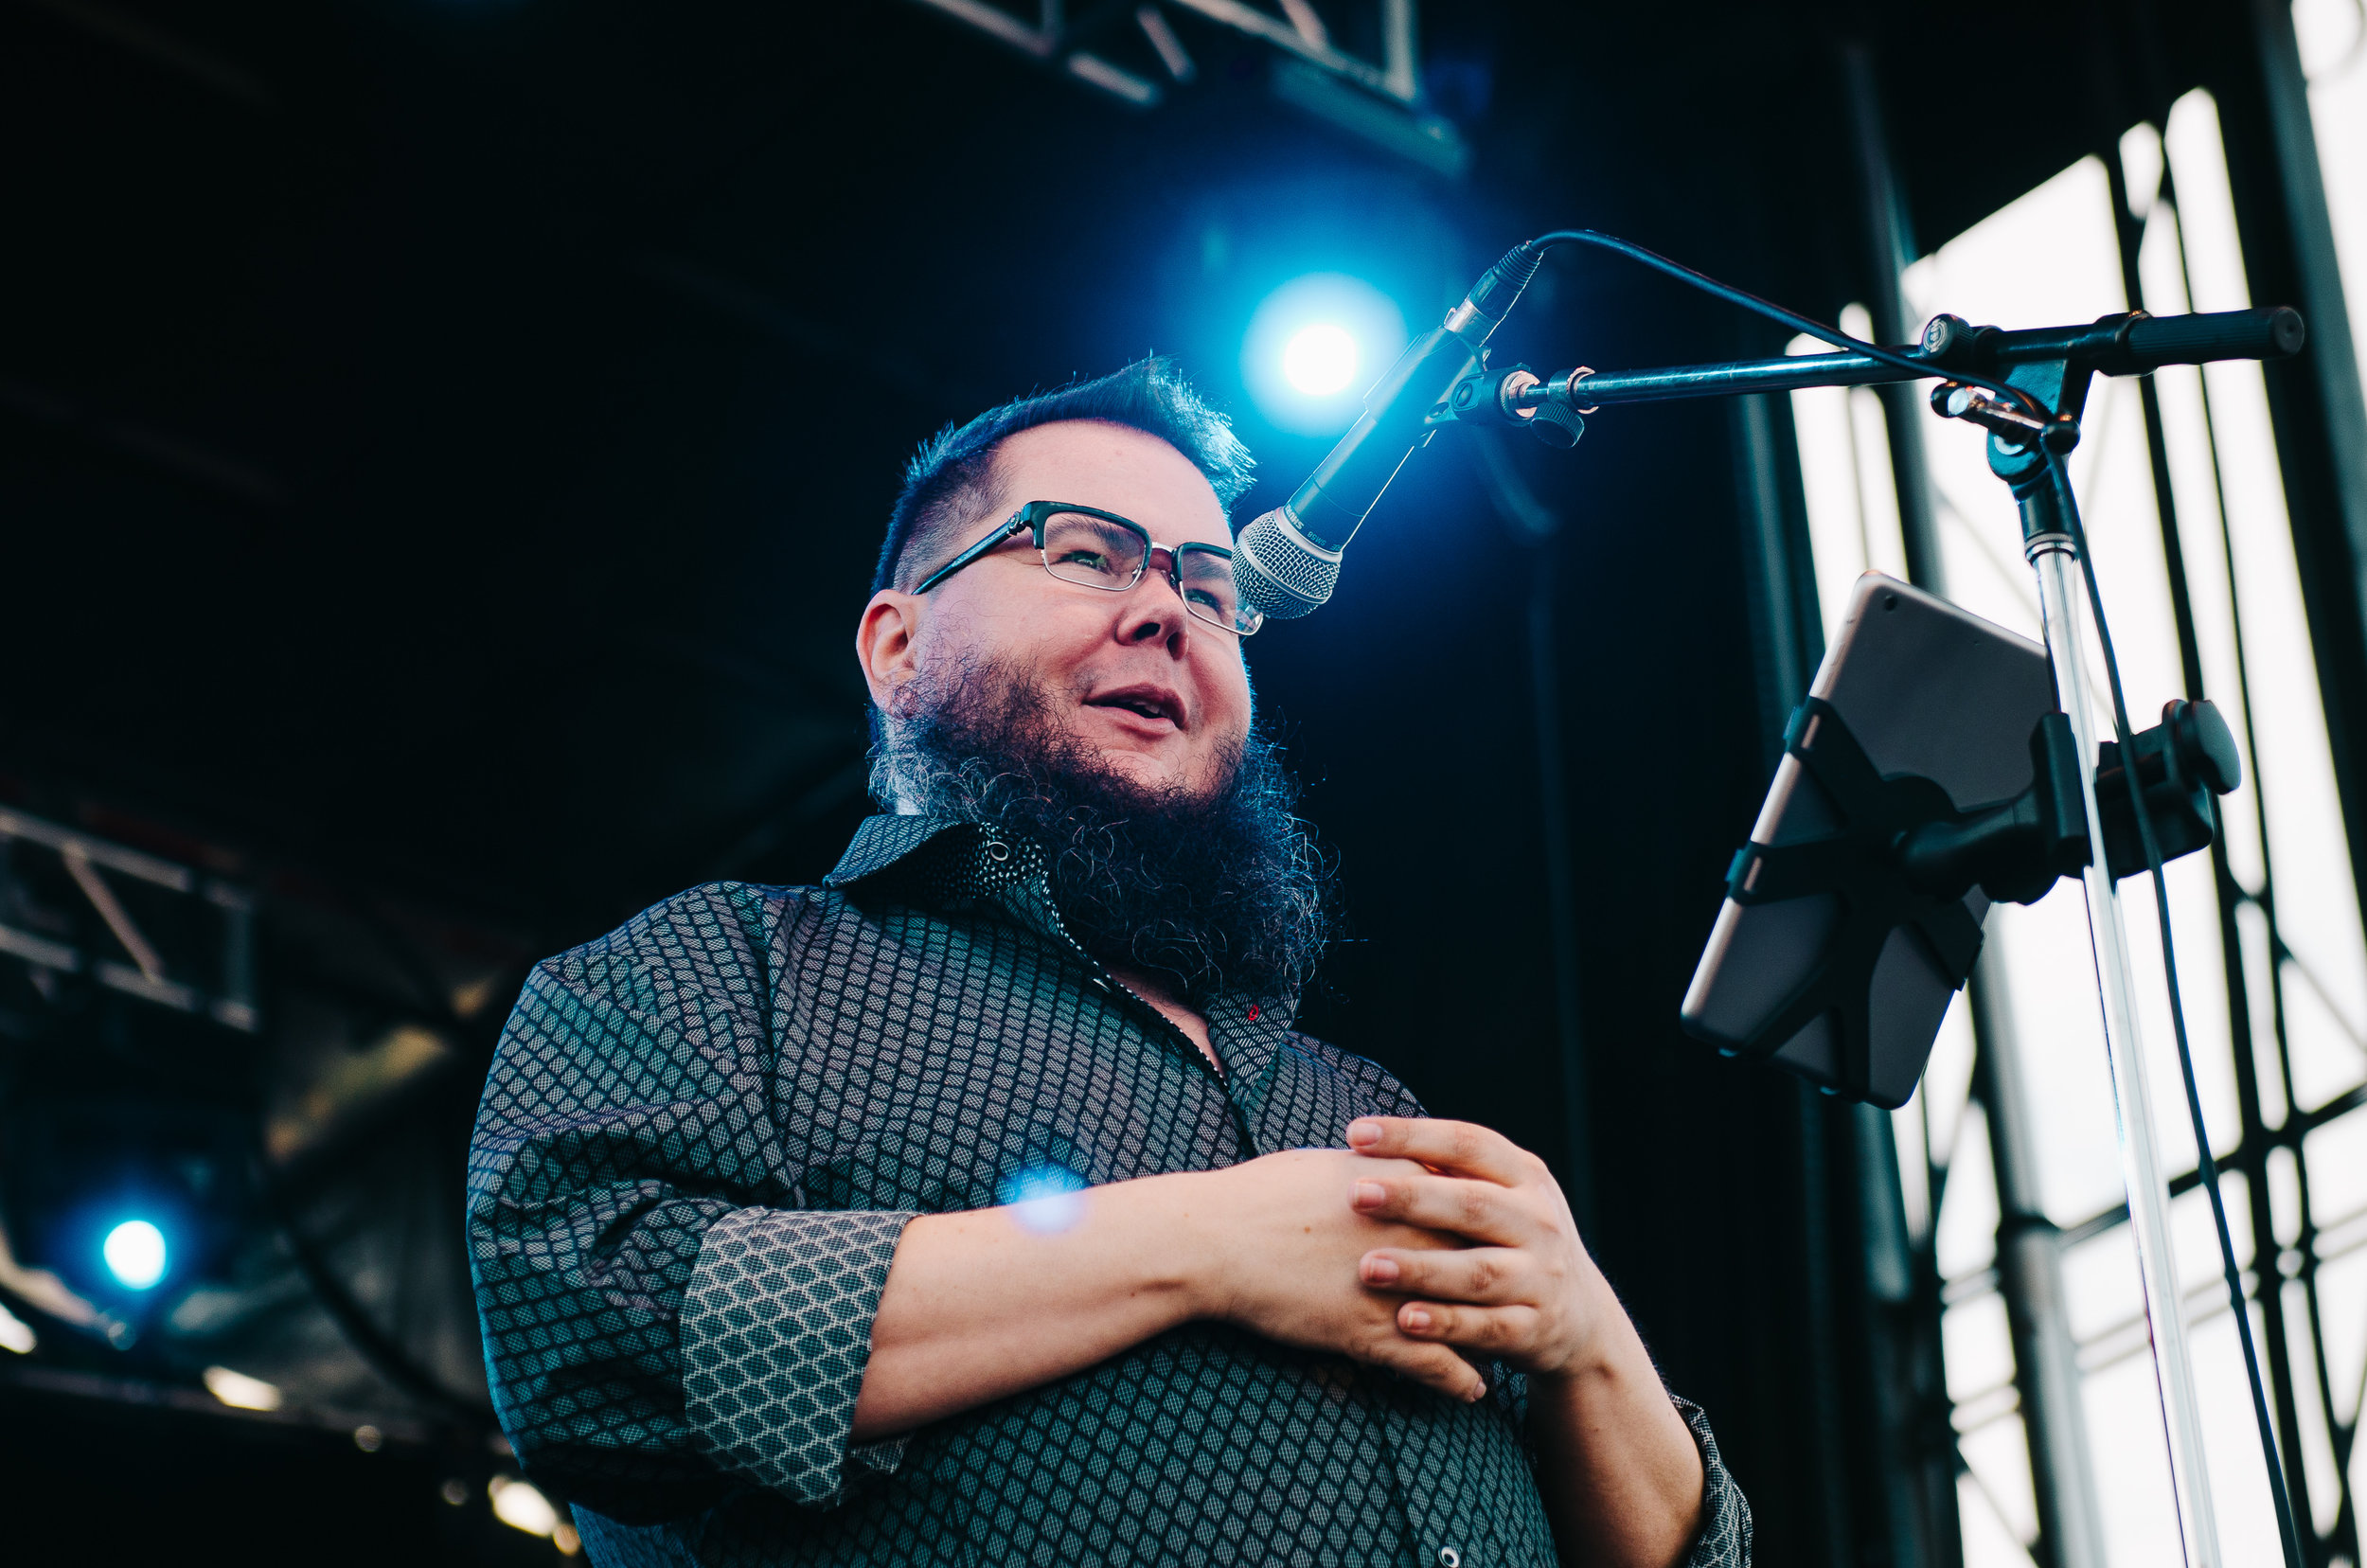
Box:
[1038,511,1261,635]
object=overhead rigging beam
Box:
[0,808,259,1032]
[903,0,1467,176]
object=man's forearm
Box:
[1527,1292,1706,1568]
[850,1170,1210,1441]
[851,1149,1485,1442]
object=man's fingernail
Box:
[1362,1256,1399,1283]
[1346,1119,1381,1147]
[1466,1383,1486,1403]
[1353,1181,1387,1208]
[1403,1307,1433,1331]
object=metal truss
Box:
[1918,142,2367,1568]
[902,0,1468,176]
[0,807,258,1034]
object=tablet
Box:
[1680,572,2057,1107]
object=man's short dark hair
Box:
[872,356,1256,596]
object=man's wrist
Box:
[1527,1268,1628,1382]
[1529,1347,1632,1404]
[1112,1167,1230,1324]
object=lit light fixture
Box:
[1242,274,1408,437]
[0,1299,33,1354]
[101,1220,167,1291]
[489,1473,561,1538]
[202,1363,283,1412]
[1281,323,1360,396]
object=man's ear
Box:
[856,590,923,714]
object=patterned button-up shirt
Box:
[468,815,1752,1568]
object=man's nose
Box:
[1116,548,1191,651]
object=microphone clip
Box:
[1435,357,1587,450]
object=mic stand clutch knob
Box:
[1439,363,1587,447]
[2091,696,2242,879]
[1525,401,1585,449]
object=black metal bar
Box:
[2217,15,2367,1559]
[2176,180,2328,1568]
[1504,307,2304,411]
[1548,349,1921,405]
[2118,139,2323,1550]
[1840,54,1990,1552]
[1841,40,1945,597]
[2047,1072,2367,1254]
[1524,549,1593,1242]
[2145,218,2302,1537]
[1796,1088,1860,1567]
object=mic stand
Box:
[1442,304,2310,1568]
[2009,426,2226,1568]
[2017,492,2216,1568]
[1951,333,2226,1568]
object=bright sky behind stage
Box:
[1788,31,2367,1558]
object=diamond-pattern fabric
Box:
[685,1207,917,1503]
[469,815,1752,1566]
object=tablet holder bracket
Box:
[1721,691,2236,1099]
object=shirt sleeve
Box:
[466,883,916,1521]
[681,1205,914,1503]
[1673,1397,1753,1568]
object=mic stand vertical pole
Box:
[2023,507,2223,1568]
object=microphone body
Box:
[1234,250,1541,619]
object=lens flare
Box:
[102,1220,168,1290]
[1281,323,1360,396]
[489,1474,561,1537]
[998,1165,1087,1234]
[203,1364,285,1412]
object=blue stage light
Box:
[1242,274,1408,437]
[102,1219,168,1290]
[1282,323,1360,395]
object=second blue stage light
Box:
[102,1218,169,1291]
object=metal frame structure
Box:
[1821,9,2367,1563]
[902,0,1468,174]
[1730,381,1970,1568]
[0,799,501,1437]
[0,807,258,1036]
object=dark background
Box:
[0,0,2324,1562]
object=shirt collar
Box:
[821,814,970,888]
[824,816,1057,935]
[823,813,1300,1038]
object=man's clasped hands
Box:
[1206,1115,1616,1403]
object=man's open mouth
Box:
[1087,686,1184,727]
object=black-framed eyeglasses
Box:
[911,500,1265,637]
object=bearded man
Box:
[468,359,1750,1568]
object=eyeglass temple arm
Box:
[911,511,1032,595]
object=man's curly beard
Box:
[870,657,1334,1007]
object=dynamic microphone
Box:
[1233,244,1546,619]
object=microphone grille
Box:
[1233,508,1343,620]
